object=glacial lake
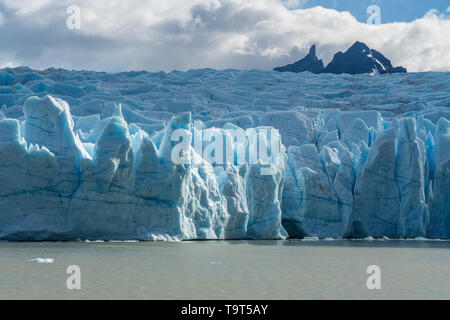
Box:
[0,240,449,300]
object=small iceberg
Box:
[29,258,54,263]
[302,237,319,241]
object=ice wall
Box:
[282,110,449,239]
[0,95,287,240]
[0,67,449,240]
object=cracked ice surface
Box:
[0,67,449,240]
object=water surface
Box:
[0,240,448,299]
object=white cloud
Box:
[447,6,450,13]
[0,0,52,15]
[0,0,448,72]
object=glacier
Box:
[0,67,449,240]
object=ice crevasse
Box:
[0,95,448,240]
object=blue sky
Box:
[300,0,449,23]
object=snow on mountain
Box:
[274,42,407,75]
[323,41,407,75]
[0,66,449,240]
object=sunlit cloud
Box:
[0,0,448,72]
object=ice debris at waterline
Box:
[0,67,449,240]
[28,258,54,263]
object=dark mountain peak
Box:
[274,41,407,75]
[273,45,324,74]
[323,41,407,75]
[348,41,370,53]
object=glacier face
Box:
[0,67,449,240]
[0,95,286,241]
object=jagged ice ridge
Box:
[0,67,449,240]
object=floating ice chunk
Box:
[302,236,319,241]
[414,237,430,241]
[29,258,54,263]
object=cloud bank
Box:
[0,0,448,72]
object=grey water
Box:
[0,240,449,300]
